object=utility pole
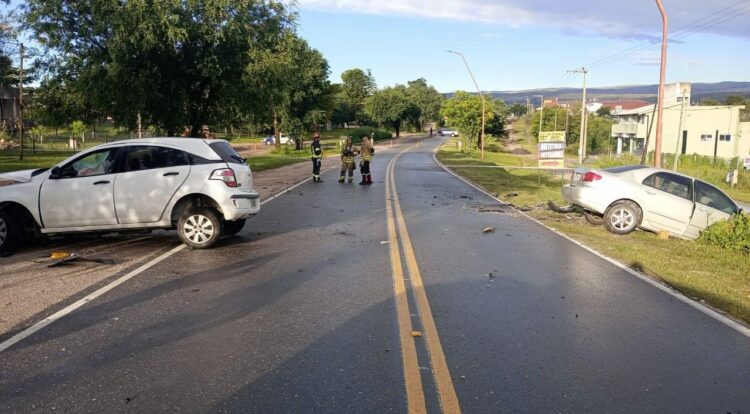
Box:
[137,112,142,138]
[568,67,588,164]
[654,0,669,168]
[672,86,687,171]
[538,95,544,141]
[18,43,24,161]
[447,50,486,159]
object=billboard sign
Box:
[538,131,566,169]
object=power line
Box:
[585,1,750,70]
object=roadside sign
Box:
[744,157,750,169]
[538,131,566,169]
[538,131,566,143]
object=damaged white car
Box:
[562,165,742,239]
[0,138,260,254]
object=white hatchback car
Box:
[562,165,742,239]
[0,138,260,253]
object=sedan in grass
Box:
[562,165,742,239]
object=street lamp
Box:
[654,0,669,168]
[447,50,486,159]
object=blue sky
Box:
[295,0,750,92]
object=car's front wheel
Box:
[603,201,641,235]
[0,209,21,254]
[178,207,223,249]
[223,219,246,236]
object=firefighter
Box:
[338,137,359,183]
[311,132,323,182]
[358,135,374,185]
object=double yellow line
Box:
[385,144,461,414]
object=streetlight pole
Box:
[568,67,588,164]
[654,0,669,168]
[447,50,486,159]
[18,43,24,161]
[536,95,544,141]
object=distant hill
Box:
[446,81,750,104]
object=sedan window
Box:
[695,181,738,215]
[126,146,189,171]
[642,172,693,200]
[61,148,121,178]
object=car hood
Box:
[0,169,45,184]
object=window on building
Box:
[700,134,713,142]
[719,134,732,142]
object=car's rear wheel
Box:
[178,207,222,249]
[0,209,21,254]
[583,209,604,226]
[223,219,246,236]
[603,201,641,235]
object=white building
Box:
[611,83,750,160]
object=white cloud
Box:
[296,0,750,40]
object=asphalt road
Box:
[1,137,749,413]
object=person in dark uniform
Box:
[311,132,323,182]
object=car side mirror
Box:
[49,166,61,179]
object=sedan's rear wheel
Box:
[178,207,222,249]
[603,201,641,235]
[0,210,21,254]
[583,209,604,226]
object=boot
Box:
[366,174,373,185]
[358,176,366,185]
[348,176,353,184]
[338,174,345,183]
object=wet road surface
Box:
[1,137,749,413]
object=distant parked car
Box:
[562,165,742,239]
[263,134,294,145]
[0,138,260,253]
[439,128,459,137]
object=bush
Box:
[346,127,392,142]
[698,213,750,254]
[485,143,503,153]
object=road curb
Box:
[431,145,750,339]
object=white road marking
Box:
[0,173,327,353]
[432,151,750,339]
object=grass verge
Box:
[0,150,75,173]
[437,139,750,325]
[246,155,307,172]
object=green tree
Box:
[340,68,376,123]
[364,85,419,137]
[406,78,444,132]
[440,91,498,149]
[699,98,722,106]
[596,106,612,117]
[725,95,747,105]
[509,103,527,117]
[485,99,509,138]
[24,0,295,137]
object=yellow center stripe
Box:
[386,142,462,414]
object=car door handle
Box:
[644,189,656,195]
[163,172,180,177]
[93,180,110,185]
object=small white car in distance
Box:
[562,165,742,239]
[438,128,459,137]
[0,138,260,253]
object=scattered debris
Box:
[38,251,116,267]
[657,231,670,240]
[380,241,390,245]
[547,201,577,213]
[482,226,495,233]
[505,192,519,198]
[411,331,423,337]
[191,288,200,292]
[518,206,533,212]
[459,195,473,199]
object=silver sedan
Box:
[562,165,742,239]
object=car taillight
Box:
[582,172,602,182]
[210,168,238,187]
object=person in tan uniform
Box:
[358,135,374,185]
[338,137,359,183]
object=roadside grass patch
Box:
[0,150,74,173]
[246,155,307,172]
[437,139,750,325]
